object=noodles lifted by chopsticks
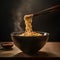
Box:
[19,4,60,36]
[20,14,42,36]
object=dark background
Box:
[0,0,60,42]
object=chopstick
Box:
[33,4,60,16]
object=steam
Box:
[12,0,33,32]
[14,12,23,32]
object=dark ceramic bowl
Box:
[11,31,49,55]
[1,42,13,49]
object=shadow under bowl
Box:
[11,31,49,55]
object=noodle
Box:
[20,14,42,36]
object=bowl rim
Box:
[1,42,14,46]
[11,31,49,37]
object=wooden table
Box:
[0,42,60,57]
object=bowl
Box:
[1,42,13,49]
[11,31,49,55]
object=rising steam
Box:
[12,0,33,32]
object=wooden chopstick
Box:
[33,4,60,16]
